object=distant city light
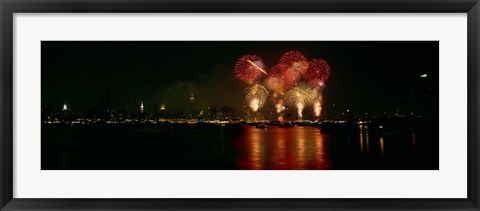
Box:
[140,101,144,113]
[420,74,427,78]
[62,104,68,111]
[160,104,166,110]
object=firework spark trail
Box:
[249,98,260,112]
[245,84,269,112]
[297,102,305,118]
[313,94,323,117]
[247,59,268,75]
[275,99,285,114]
[284,83,317,119]
[234,55,266,84]
[313,101,322,117]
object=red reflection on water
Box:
[313,129,332,169]
[238,127,265,170]
[379,136,385,157]
[296,128,307,169]
[269,129,288,169]
[235,126,332,170]
[412,132,416,155]
[359,125,364,156]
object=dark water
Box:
[42,121,438,170]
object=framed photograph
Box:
[1,0,479,210]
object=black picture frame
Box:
[1,0,479,210]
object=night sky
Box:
[41,41,438,115]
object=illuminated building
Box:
[60,103,74,122]
[189,93,195,103]
[188,93,196,117]
[140,101,144,114]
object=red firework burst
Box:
[271,63,298,90]
[279,50,307,65]
[234,55,266,84]
[279,50,309,78]
[269,63,286,75]
[303,59,331,87]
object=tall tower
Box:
[140,101,144,114]
[189,93,195,104]
[188,93,195,116]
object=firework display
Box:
[313,94,323,117]
[275,99,286,114]
[303,59,331,88]
[234,55,267,84]
[280,50,309,79]
[245,84,269,112]
[284,83,318,118]
[264,75,284,92]
[279,50,307,66]
[234,50,332,119]
[271,63,297,90]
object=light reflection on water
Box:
[248,128,264,170]
[235,126,332,170]
[365,126,370,155]
[234,124,421,170]
[412,132,416,155]
[42,121,433,170]
[379,136,385,157]
[359,125,364,156]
